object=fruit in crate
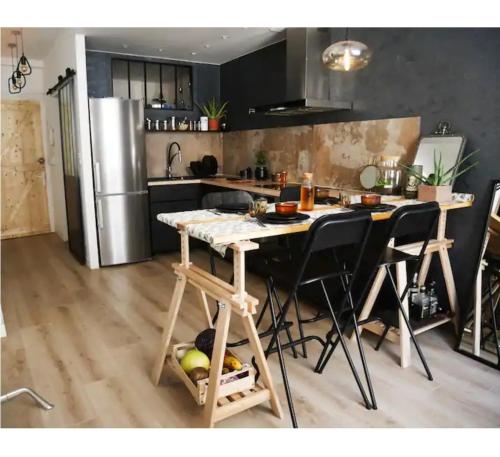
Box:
[195,328,216,358]
[180,349,210,374]
[189,367,209,384]
[223,354,243,371]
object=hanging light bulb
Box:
[11,34,26,89]
[14,30,32,76]
[7,43,22,94]
[322,28,371,72]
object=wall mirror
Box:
[412,134,466,186]
[457,180,500,369]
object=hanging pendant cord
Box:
[20,29,25,55]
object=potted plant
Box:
[403,150,478,203]
[196,98,228,131]
[254,150,268,181]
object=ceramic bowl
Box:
[275,202,298,216]
[315,187,330,200]
[361,193,381,206]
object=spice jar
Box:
[300,173,315,211]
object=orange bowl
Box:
[276,202,298,216]
[361,194,381,206]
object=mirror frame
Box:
[413,134,467,187]
[456,179,500,370]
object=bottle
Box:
[428,281,438,316]
[300,173,315,211]
[418,285,430,319]
[408,273,419,320]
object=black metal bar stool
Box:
[258,210,375,427]
[324,202,441,383]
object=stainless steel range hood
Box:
[249,28,352,116]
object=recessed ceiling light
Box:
[191,51,197,56]
[122,44,128,49]
[158,48,164,52]
[204,44,211,49]
[221,35,230,40]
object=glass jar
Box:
[377,155,402,195]
[300,173,315,211]
[404,164,423,199]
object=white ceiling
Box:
[1,27,286,64]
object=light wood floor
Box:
[1,234,499,428]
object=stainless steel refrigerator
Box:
[89,98,151,266]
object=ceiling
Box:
[1,28,286,64]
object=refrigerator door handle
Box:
[96,199,104,229]
[94,161,102,193]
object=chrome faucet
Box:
[166,142,182,178]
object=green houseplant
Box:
[196,98,228,131]
[254,150,268,180]
[403,149,478,202]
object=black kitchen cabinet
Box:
[149,184,202,254]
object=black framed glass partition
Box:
[57,77,86,264]
[111,58,193,110]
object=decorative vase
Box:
[208,118,219,131]
[417,184,452,203]
[254,166,268,181]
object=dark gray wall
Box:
[86,50,220,121]
[221,28,500,320]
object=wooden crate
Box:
[169,342,255,406]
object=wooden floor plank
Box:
[1,233,500,428]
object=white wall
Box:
[1,58,56,234]
[74,34,99,269]
[42,31,99,268]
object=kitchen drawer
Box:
[149,184,201,203]
[150,199,201,254]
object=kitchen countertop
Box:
[147,177,348,198]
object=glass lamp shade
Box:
[17,54,32,75]
[322,40,371,71]
[12,70,27,89]
[8,76,21,94]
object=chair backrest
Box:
[293,210,373,290]
[355,201,441,307]
[279,185,300,202]
[384,201,440,252]
[201,191,253,209]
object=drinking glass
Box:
[248,198,268,218]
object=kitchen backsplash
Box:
[223,116,420,189]
[146,132,223,177]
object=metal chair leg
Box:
[315,280,372,409]
[209,249,217,276]
[375,325,390,351]
[386,266,433,381]
[265,278,298,428]
[0,388,54,411]
[293,293,308,358]
[270,279,298,359]
[255,294,270,329]
[345,283,377,410]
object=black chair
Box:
[259,210,375,427]
[320,202,441,382]
[201,190,253,279]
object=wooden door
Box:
[1,101,51,239]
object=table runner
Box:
[157,194,473,256]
